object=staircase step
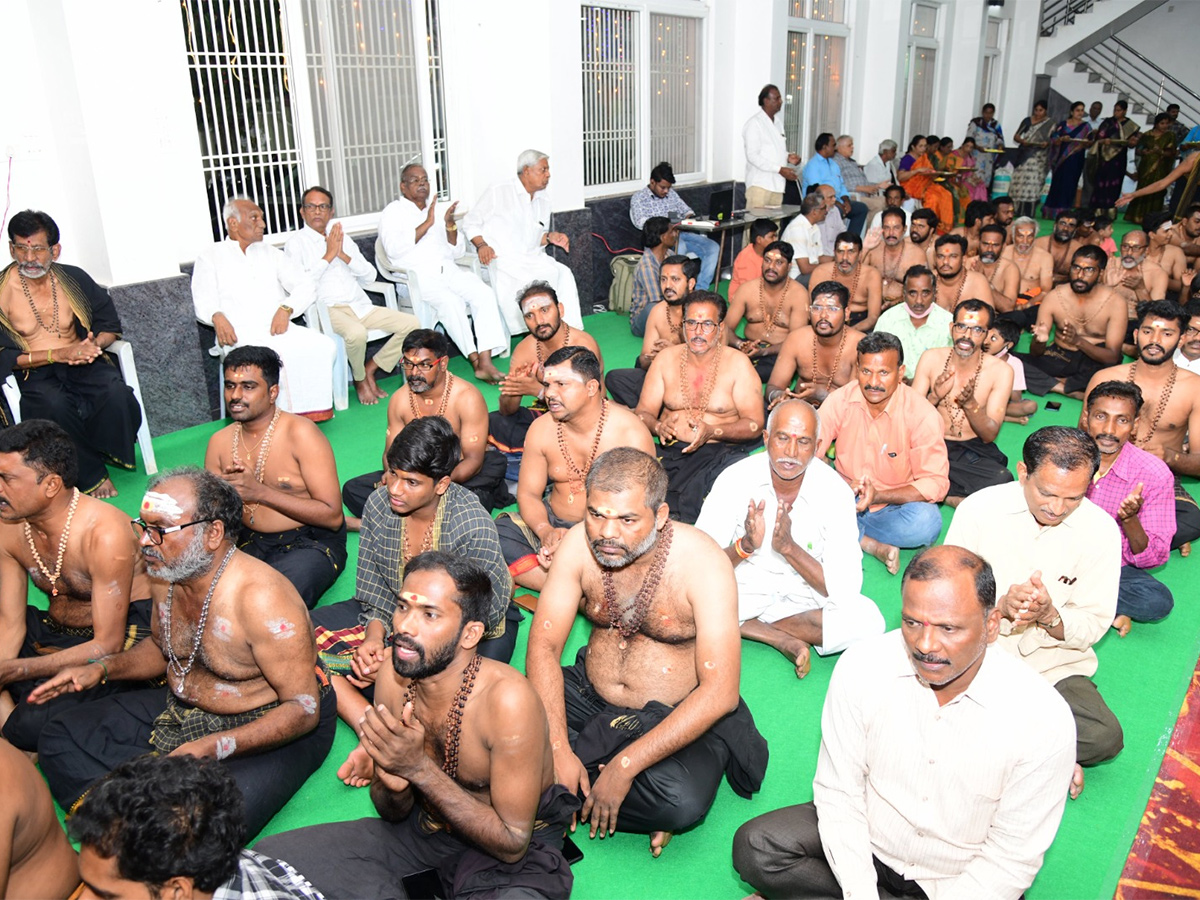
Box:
[1075,61,1089,73]
[1088,72,1101,83]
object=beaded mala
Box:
[757,278,789,344]
[679,343,722,433]
[231,406,282,525]
[164,545,236,691]
[24,487,80,597]
[810,328,848,394]
[934,351,983,437]
[535,324,570,367]
[1128,361,1177,447]
[601,520,674,649]
[19,271,60,336]
[404,652,483,780]
[408,372,453,419]
[557,399,608,505]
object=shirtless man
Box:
[809,232,882,331]
[1105,229,1169,355]
[969,224,1020,312]
[1034,211,1082,286]
[1001,216,1055,321]
[864,208,926,311]
[32,467,335,835]
[1024,245,1125,398]
[0,739,78,898]
[205,346,346,609]
[726,241,811,381]
[1138,214,1187,296]
[341,329,503,523]
[496,346,655,596]
[912,299,1015,507]
[256,552,579,898]
[1165,203,1200,269]
[635,292,766,524]
[994,196,1015,233]
[1081,301,1200,551]
[908,208,939,254]
[765,281,864,409]
[526,448,766,857]
[949,199,996,259]
[0,419,152,751]
[605,256,697,408]
[932,234,992,312]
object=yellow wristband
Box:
[46,348,53,364]
[734,537,752,559]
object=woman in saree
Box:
[1090,100,1140,216]
[949,136,988,205]
[1126,113,1178,223]
[1042,101,1092,220]
[1009,100,1054,219]
[898,135,954,233]
[967,102,1005,192]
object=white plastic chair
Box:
[304,281,402,409]
[2,339,158,475]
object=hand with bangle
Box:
[735,498,767,562]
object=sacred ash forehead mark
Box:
[141,491,184,519]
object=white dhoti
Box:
[229,324,337,416]
[490,253,583,335]
[414,262,510,357]
[737,585,885,656]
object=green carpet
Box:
[50,215,1196,899]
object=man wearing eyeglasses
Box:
[0,419,153,752]
[912,300,1015,508]
[1102,228,1168,356]
[1175,299,1200,376]
[32,467,336,836]
[285,186,419,406]
[765,280,864,409]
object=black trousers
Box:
[605,366,647,409]
[1172,483,1200,550]
[658,439,753,525]
[238,524,348,609]
[945,438,1013,499]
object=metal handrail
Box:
[1077,39,1200,124]
[1107,35,1200,108]
[1040,0,1095,36]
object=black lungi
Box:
[946,437,1013,499]
[495,498,576,578]
[1015,345,1104,395]
[1173,475,1200,550]
[605,366,648,409]
[657,439,754,524]
[238,524,348,609]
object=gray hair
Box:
[1013,216,1039,231]
[836,134,854,147]
[517,149,549,174]
[221,196,254,227]
[878,139,898,154]
[766,398,821,444]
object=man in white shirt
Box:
[781,193,830,283]
[733,544,1076,900]
[464,150,583,336]
[285,186,418,405]
[863,139,899,189]
[378,164,508,384]
[1175,299,1200,375]
[695,400,884,680]
[191,197,337,418]
[742,85,801,209]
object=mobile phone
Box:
[401,868,443,899]
[1045,400,1062,411]
[562,835,585,865]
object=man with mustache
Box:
[874,265,953,377]
[33,467,335,835]
[0,420,153,751]
[696,399,884,679]
[969,224,1020,312]
[931,234,992,313]
[733,546,1076,899]
[1175,298,1200,376]
[908,207,939,253]
[1142,212,1189,296]
[1103,229,1168,355]
[817,331,950,575]
[1022,245,1124,398]
[912,300,1015,508]
[1166,203,1200,268]
[1080,301,1200,552]
[1000,216,1055,327]
[726,241,812,381]
[765,281,863,409]
[496,346,654,598]
[0,210,142,499]
[808,232,882,331]
[949,199,997,259]
[528,448,766,858]
[863,207,926,311]
[256,552,578,899]
[1034,210,1083,286]
[629,216,680,336]
[605,256,697,409]
[1083,381,1175,637]
[204,347,346,611]
[946,427,1124,791]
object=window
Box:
[181,0,447,241]
[901,2,941,140]
[783,1,849,157]
[580,5,704,194]
[978,18,1006,110]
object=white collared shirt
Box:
[191,239,316,332]
[1174,348,1200,376]
[379,196,467,272]
[284,225,376,318]
[743,108,789,193]
[463,177,552,258]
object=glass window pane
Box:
[809,34,845,144]
[649,14,701,174]
[789,0,807,19]
[783,30,808,152]
[911,3,938,37]
[906,45,937,136]
[810,0,845,23]
[986,19,1001,49]
[580,6,640,187]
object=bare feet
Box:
[1112,615,1132,637]
[1069,763,1084,799]
[336,745,374,787]
[861,535,900,574]
[1182,542,1192,558]
[363,360,389,399]
[354,380,381,405]
[470,352,504,385]
[649,831,673,858]
[89,477,118,499]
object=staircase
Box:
[1072,36,1200,126]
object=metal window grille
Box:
[809,0,845,23]
[649,14,699,175]
[809,34,846,145]
[581,6,640,188]
[783,30,809,153]
[905,45,938,137]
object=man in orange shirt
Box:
[729,219,778,299]
[817,332,949,574]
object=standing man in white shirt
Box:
[742,85,801,209]
[464,150,583,335]
[378,164,508,384]
[285,186,418,405]
[733,544,1076,900]
[191,197,337,419]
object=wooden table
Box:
[678,205,802,281]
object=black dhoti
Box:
[605,365,648,409]
[657,439,754,524]
[946,437,1013,499]
[1173,475,1200,550]
[238,524,347,609]
[1015,345,1104,395]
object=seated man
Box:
[780,192,830,283]
[874,265,953,379]
[635,292,765,524]
[970,223,1021,312]
[729,219,778,299]
[733,546,1076,900]
[1021,245,1124,398]
[985,319,1039,423]
[464,150,583,334]
[34,467,336,835]
[0,420,152,751]
[946,427,1124,777]
[1035,210,1083,286]
[258,552,578,898]
[867,184,912,233]
[815,185,849,256]
[912,299,1015,507]
[629,216,680,337]
[818,331,950,574]
[932,234,992,312]
[1,210,142,498]
[994,195,1015,231]
[490,281,602,456]
[802,133,868,236]
[72,755,324,900]
[606,256,697,409]
[696,399,885,678]
[0,720,79,899]
[1143,211,1189,296]
[864,206,926,311]
[835,134,891,225]
[726,240,812,382]
[311,416,516,729]
[341,329,507,521]
[1001,216,1055,323]
[907,207,939,256]
[809,231,882,330]
[527,448,767,857]
[496,347,654,597]
[204,347,346,610]
[192,197,337,419]
[1105,228,1169,355]
[765,280,864,408]
[630,161,719,290]
[1176,298,1200,376]
[949,199,996,259]
[1083,381,1175,636]
[285,185,418,404]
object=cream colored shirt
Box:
[815,630,1076,900]
[944,481,1120,684]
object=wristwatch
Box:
[1040,610,1062,630]
[279,304,294,315]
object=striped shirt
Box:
[629,249,663,323]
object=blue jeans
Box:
[844,200,869,237]
[1116,565,1174,622]
[678,231,720,290]
[857,502,943,548]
